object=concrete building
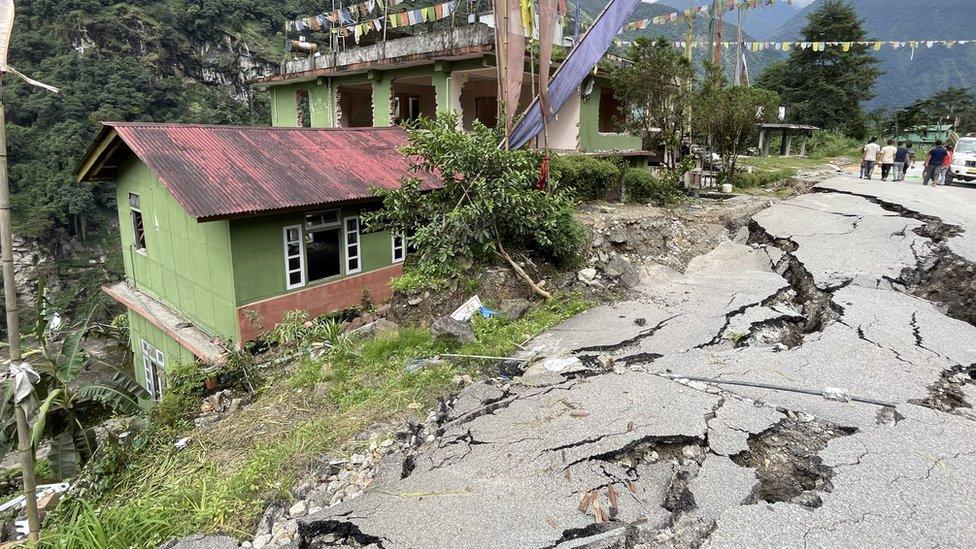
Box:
[77,123,437,399]
[254,23,644,155]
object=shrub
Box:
[550,154,621,201]
[733,168,795,189]
[623,168,684,206]
[363,115,587,298]
[806,130,861,159]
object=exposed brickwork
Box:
[236,264,403,344]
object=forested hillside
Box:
[772,0,976,109]
[658,0,800,40]
[2,0,301,248]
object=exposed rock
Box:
[430,316,475,343]
[499,298,531,320]
[578,268,597,284]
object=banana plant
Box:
[0,283,148,479]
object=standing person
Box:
[880,139,897,181]
[860,137,880,180]
[902,141,916,180]
[922,140,949,186]
[893,140,909,181]
[941,145,954,185]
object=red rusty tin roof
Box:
[78,123,438,221]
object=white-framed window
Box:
[344,216,361,274]
[305,211,342,282]
[140,340,164,401]
[392,232,405,263]
[283,225,306,289]
[129,192,147,253]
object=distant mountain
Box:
[658,0,800,40]
[769,0,976,109]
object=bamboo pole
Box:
[0,76,40,542]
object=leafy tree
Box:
[610,37,694,166]
[891,87,976,133]
[756,0,881,138]
[695,66,779,184]
[363,114,585,299]
[0,299,147,479]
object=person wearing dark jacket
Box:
[922,141,949,186]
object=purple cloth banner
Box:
[507,0,641,150]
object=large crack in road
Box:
[294,178,976,549]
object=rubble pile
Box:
[194,390,253,429]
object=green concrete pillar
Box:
[433,62,451,118]
[370,71,391,127]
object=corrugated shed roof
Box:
[86,123,437,221]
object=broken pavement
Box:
[296,176,976,549]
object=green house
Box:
[896,124,954,149]
[255,23,646,158]
[77,123,436,400]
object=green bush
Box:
[623,168,684,206]
[806,131,861,159]
[733,169,795,189]
[551,154,621,201]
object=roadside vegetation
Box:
[40,292,591,548]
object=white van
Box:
[949,136,976,184]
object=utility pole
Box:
[0,75,41,543]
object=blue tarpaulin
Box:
[507,0,642,150]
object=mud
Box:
[731,418,857,508]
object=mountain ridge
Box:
[767,0,976,109]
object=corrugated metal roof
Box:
[94,123,437,221]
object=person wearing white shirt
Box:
[860,137,881,180]
[879,139,898,181]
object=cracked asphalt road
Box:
[299,176,976,549]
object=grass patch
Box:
[42,292,592,548]
[738,156,827,172]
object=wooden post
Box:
[781,128,791,156]
[757,129,765,155]
[799,135,807,157]
[0,76,41,543]
[761,130,771,156]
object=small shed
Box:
[756,123,819,157]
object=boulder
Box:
[430,316,476,343]
[577,268,597,284]
[499,299,531,320]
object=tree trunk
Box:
[495,239,551,300]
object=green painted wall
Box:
[269,63,464,129]
[577,82,642,153]
[127,309,196,388]
[271,80,333,127]
[115,158,238,341]
[230,202,399,305]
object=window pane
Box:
[348,257,359,271]
[347,232,358,245]
[288,257,301,270]
[286,228,299,242]
[128,193,141,208]
[289,271,303,285]
[287,243,300,256]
